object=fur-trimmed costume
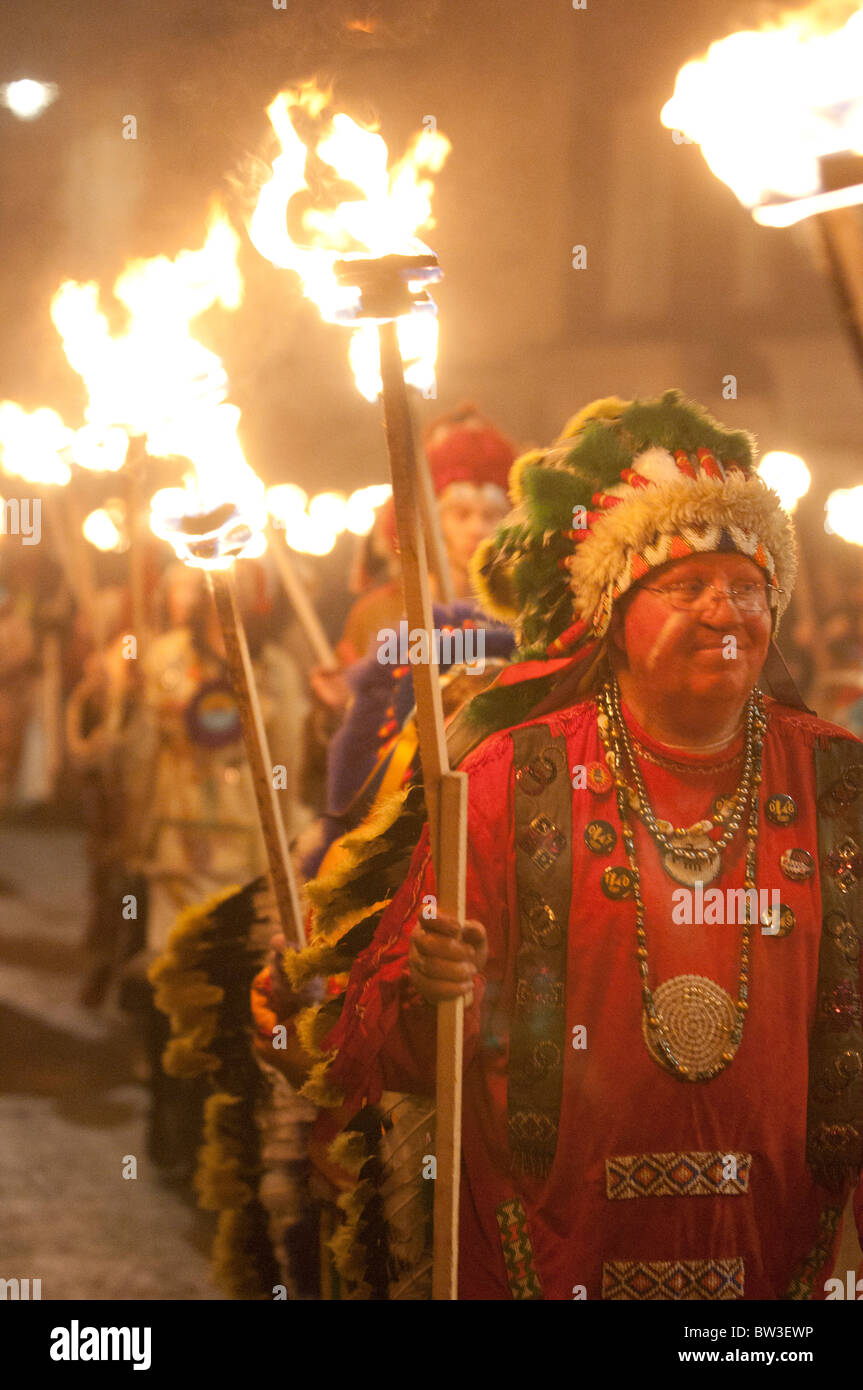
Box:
[265,391,863,1299]
[318,695,863,1299]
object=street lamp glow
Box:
[2,79,58,120]
[825,486,863,546]
[757,451,811,513]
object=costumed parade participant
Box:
[0,567,40,813]
[0,542,69,815]
[335,403,513,666]
[253,407,517,1294]
[139,559,310,955]
[65,585,150,1008]
[259,390,863,1300]
[130,558,310,1180]
[299,405,516,876]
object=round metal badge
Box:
[761,901,796,937]
[780,848,815,882]
[585,820,617,855]
[184,679,242,748]
[765,793,797,827]
[586,761,614,796]
[601,865,636,900]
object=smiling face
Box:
[610,551,773,710]
[437,482,510,583]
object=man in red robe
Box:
[270,392,863,1299]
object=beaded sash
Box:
[508,724,572,1177]
[803,738,863,1193]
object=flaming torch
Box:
[148,412,306,952]
[248,86,463,1297]
[51,214,304,946]
[661,2,863,373]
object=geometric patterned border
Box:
[782,1203,845,1300]
[495,1198,544,1300]
[606,1151,751,1200]
[602,1258,745,1300]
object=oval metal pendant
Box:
[642,974,738,1080]
[663,833,722,886]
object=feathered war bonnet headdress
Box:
[465,391,799,728]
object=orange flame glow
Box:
[661,3,863,226]
[248,84,450,399]
[0,401,72,486]
[49,211,266,568]
[51,211,240,439]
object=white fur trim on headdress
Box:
[566,471,797,634]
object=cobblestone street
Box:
[0,816,223,1301]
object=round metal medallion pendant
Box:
[663,833,722,886]
[642,974,739,1080]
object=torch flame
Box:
[661,3,863,225]
[149,403,268,570]
[51,211,240,440]
[0,401,72,486]
[69,423,129,473]
[49,210,267,568]
[248,84,450,400]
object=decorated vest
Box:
[508,720,863,1297]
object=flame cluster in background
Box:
[661,1,863,226]
[0,402,129,486]
[267,481,392,555]
[4,70,863,565]
[0,81,449,567]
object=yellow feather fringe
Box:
[148,887,243,1078]
[507,448,545,506]
[300,1056,344,1109]
[468,536,519,623]
[329,1128,370,1178]
[304,790,410,916]
[211,1209,273,1301]
[328,1180,375,1297]
[285,898,392,990]
[555,395,631,442]
[194,1093,255,1212]
[294,1000,329,1060]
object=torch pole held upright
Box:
[414,421,455,604]
[266,524,338,669]
[208,569,306,950]
[377,317,467,1301]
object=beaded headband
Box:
[471,390,796,660]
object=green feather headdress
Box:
[471,389,796,663]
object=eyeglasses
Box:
[642,579,781,614]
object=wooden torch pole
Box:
[265,523,338,668]
[208,568,306,950]
[414,422,455,604]
[377,317,467,1300]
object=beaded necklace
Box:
[602,679,759,886]
[596,677,768,1082]
[628,735,743,777]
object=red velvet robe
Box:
[324,697,863,1300]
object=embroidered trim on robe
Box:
[605,1150,751,1199]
